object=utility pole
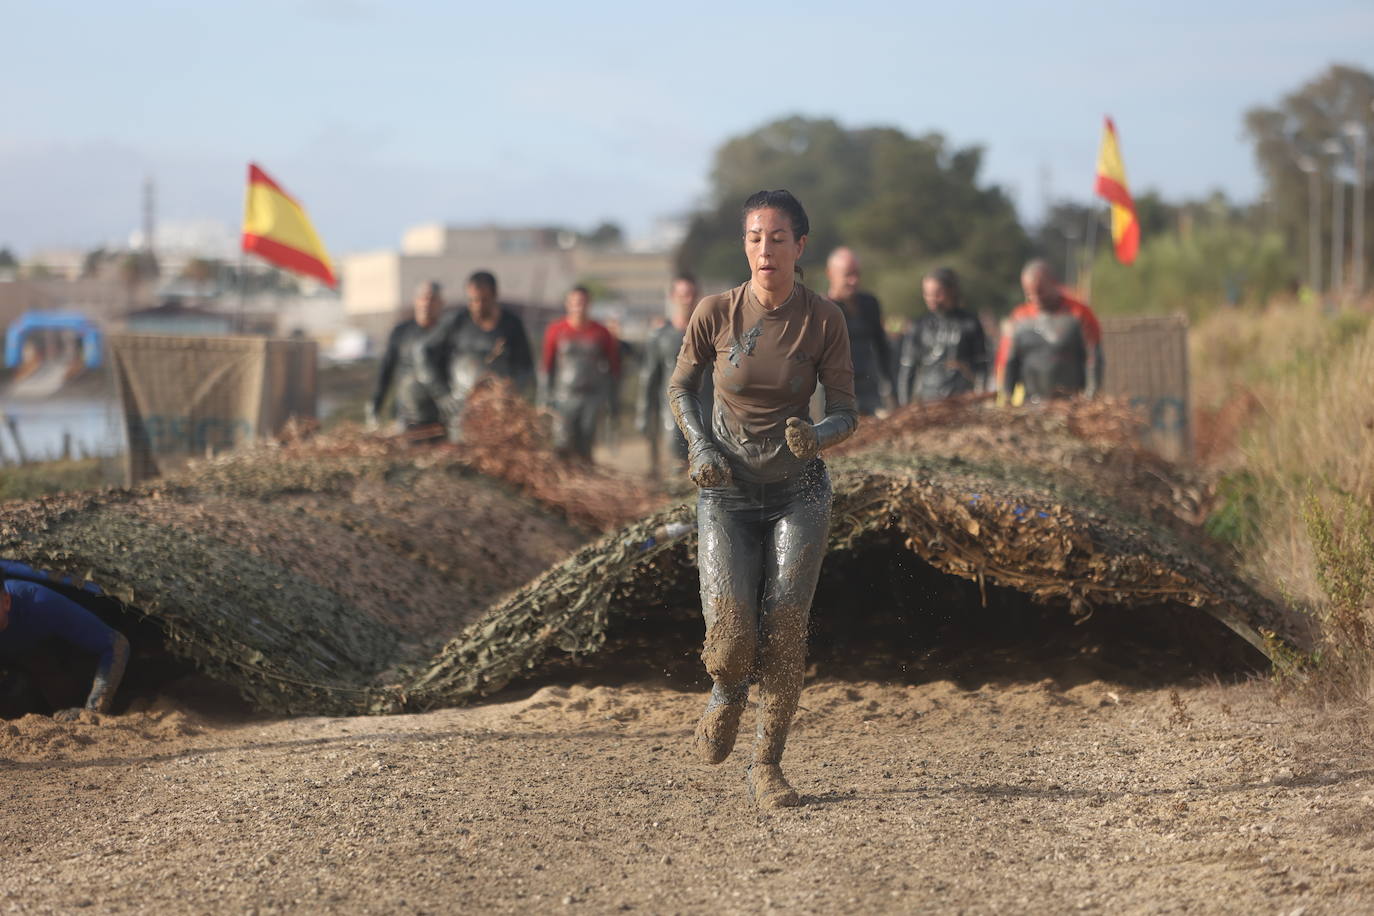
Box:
[1324,139,1346,298]
[1082,207,1099,302]
[1345,120,1368,295]
[142,177,156,256]
[1298,156,1322,295]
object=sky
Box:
[2,0,1372,257]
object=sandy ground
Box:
[6,662,1374,915]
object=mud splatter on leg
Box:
[695,491,762,765]
[748,467,832,804]
[694,678,749,766]
[748,762,800,809]
[753,603,808,766]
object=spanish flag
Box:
[241,163,337,287]
[1093,117,1139,265]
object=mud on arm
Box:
[813,313,860,450]
[668,311,730,488]
[86,632,129,713]
[368,326,403,422]
[1085,338,1104,399]
[895,325,920,407]
[1000,334,1023,402]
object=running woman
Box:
[668,189,857,809]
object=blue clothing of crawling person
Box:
[0,572,129,719]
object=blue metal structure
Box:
[3,311,104,369]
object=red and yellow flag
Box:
[241,163,337,287]
[1093,117,1139,265]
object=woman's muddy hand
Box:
[784,417,819,459]
[689,446,733,488]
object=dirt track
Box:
[7,662,1374,914]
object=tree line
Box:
[676,65,1373,320]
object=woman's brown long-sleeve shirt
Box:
[669,281,857,483]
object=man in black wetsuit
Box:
[897,267,990,404]
[636,273,712,477]
[440,270,535,441]
[825,247,895,415]
[0,571,129,720]
[368,281,451,440]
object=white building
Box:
[342,223,675,337]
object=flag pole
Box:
[237,249,248,335]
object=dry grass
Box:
[1191,296,1374,713]
[0,457,112,501]
[1221,311,1374,605]
[1190,297,1371,417]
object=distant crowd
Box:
[368,253,1105,472]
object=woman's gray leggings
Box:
[695,459,833,764]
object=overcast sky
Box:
[3,0,1371,256]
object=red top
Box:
[541,319,621,378]
[994,290,1102,380]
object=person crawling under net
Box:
[0,571,129,721]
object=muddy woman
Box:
[668,190,858,808]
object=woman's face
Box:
[743,208,806,293]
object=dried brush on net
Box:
[834,395,1214,534]
[833,394,1148,456]
[217,381,663,531]
[452,379,665,531]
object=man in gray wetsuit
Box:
[440,270,534,441]
[826,247,895,415]
[636,273,712,477]
[368,281,450,440]
[539,286,621,462]
[897,267,989,404]
[998,259,1104,403]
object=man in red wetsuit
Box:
[996,259,1104,402]
[539,286,621,461]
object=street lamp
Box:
[1323,138,1347,297]
[1297,155,1322,295]
[1345,120,1368,295]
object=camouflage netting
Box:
[0,392,662,715]
[400,442,1300,711]
[2,395,1300,716]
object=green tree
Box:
[677,116,1032,317]
[1089,220,1296,318]
[181,257,221,294]
[582,222,624,248]
[1034,201,1098,285]
[81,247,110,278]
[1244,64,1374,287]
[0,248,21,272]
